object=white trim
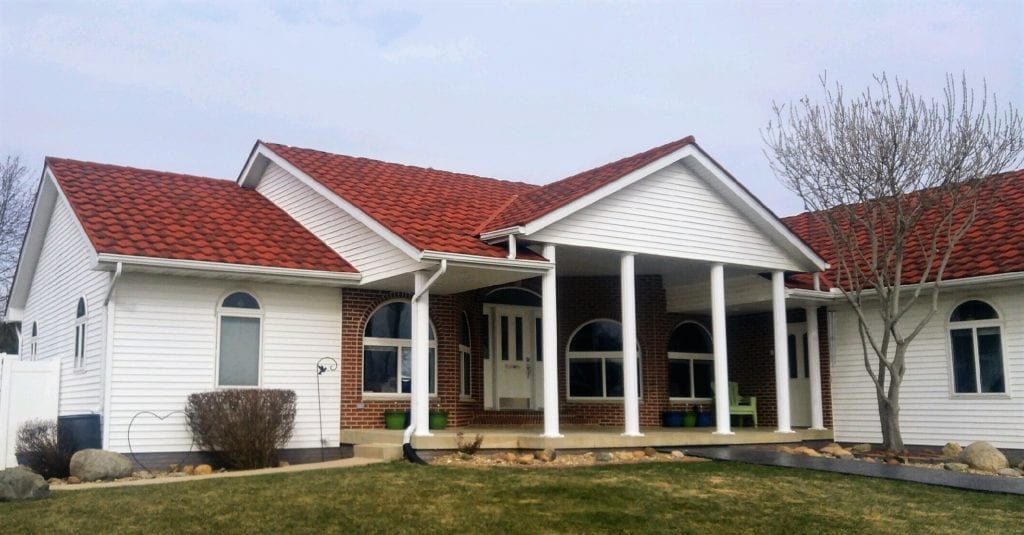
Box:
[242,145,422,260]
[944,298,1010,398]
[96,253,361,284]
[214,289,264,388]
[6,172,59,321]
[419,250,552,272]
[480,226,524,242]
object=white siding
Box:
[830,286,1024,448]
[666,274,772,313]
[529,163,801,271]
[256,163,419,282]
[107,274,342,453]
[20,196,108,416]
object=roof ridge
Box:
[262,141,539,190]
[473,192,523,235]
[535,135,696,191]
[45,156,229,184]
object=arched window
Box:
[363,300,437,395]
[949,300,1005,394]
[73,298,87,369]
[459,312,472,399]
[566,320,641,399]
[218,291,262,387]
[27,321,38,360]
[484,287,542,307]
[668,322,714,399]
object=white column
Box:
[541,245,562,437]
[806,306,826,430]
[411,271,432,436]
[620,253,642,437]
[710,263,733,435]
[772,270,793,433]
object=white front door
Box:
[787,324,812,427]
[487,306,542,409]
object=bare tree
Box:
[764,74,1024,451]
[0,156,34,313]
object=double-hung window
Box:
[362,300,436,395]
[667,322,714,400]
[948,300,1006,395]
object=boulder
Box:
[536,449,556,463]
[850,444,872,453]
[670,450,686,458]
[944,462,970,473]
[996,468,1021,477]
[0,467,49,501]
[70,449,135,482]
[960,442,1009,472]
[643,447,657,457]
[632,450,646,459]
[942,442,963,458]
[66,476,81,484]
[516,454,535,465]
[819,443,853,459]
[791,446,822,457]
[194,464,213,476]
[596,452,614,462]
[182,464,195,475]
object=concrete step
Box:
[353,443,404,461]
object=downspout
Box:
[404,259,447,465]
[100,262,123,449]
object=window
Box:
[26,321,37,360]
[363,300,436,395]
[459,313,472,399]
[668,322,714,399]
[218,291,262,387]
[948,300,1005,394]
[73,298,87,369]
[566,320,641,399]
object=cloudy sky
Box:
[1,0,1021,216]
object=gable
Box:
[254,162,420,282]
[528,162,805,271]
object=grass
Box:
[2,461,1022,534]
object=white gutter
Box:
[96,253,362,284]
[801,271,1024,300]
[507,234,517,260]
[419,250,552,272]
[100,262,122,449]
[479,226,523,242]
[104,261,123,306]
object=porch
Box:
[343,425,833,452]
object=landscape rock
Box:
[819,443,854,459]
[996,468,1021,477]
[791,446,821,457]
[944,462,970,473]
[70,449,135,482]
[960,442,1008,472]
[850,444,872,453]
[536,449,556,462]
[182,464,195,475]
[596,452,614,462]
[643,447,657,457]
[517,454,535,465]
[941,442,963,458]
[133,471,155,480]
[775,446,795,454]
[0,468,49,501]
[863,457,877,463]
[166,471,188,478]
[671,450,686,458]
[278,461,290,468]
[66,476,81,484]
[632,450,646,459]
[194,464,213,476]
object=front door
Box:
[487,306,542,409]
[787,324,812,427]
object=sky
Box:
[1,0,1021,217]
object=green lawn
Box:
[3,461,1021,534]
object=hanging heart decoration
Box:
[127,410,195,474]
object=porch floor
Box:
[341,426,833,451]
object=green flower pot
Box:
[683,412,698,428]
[429,410,448,430]
[384,411,406,430]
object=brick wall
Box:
[340,279,833,431]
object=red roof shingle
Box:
[484,136,696,230]
[263,143,540,258]
[782,169,1024,288]
[47,158,355,273]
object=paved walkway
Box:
[52,457,384,491]
[685,445,1024,495]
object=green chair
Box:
[712,382,758,427]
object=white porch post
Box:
[806,306,826,430]
[620,253,642,437]
[411,271,432,436]
[772,270,793,433]
[541,244,562,437]
[710,263,733,435]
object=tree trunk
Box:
[876,395,904,451]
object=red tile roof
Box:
[782,169,1024,288]
[47,158,355,273]
[263,142,541,258]
[483,136,696,230]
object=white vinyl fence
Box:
[0,355,60,468]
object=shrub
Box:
[455,432,484,455]
[15,419,74,479]
[184,389,297,469]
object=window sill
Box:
[459,396,474,403]
[949,393,1010,400]
[668,397,713,403]
[362,393,439,401]
[567,397,645,404]
[73,368,87,375]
